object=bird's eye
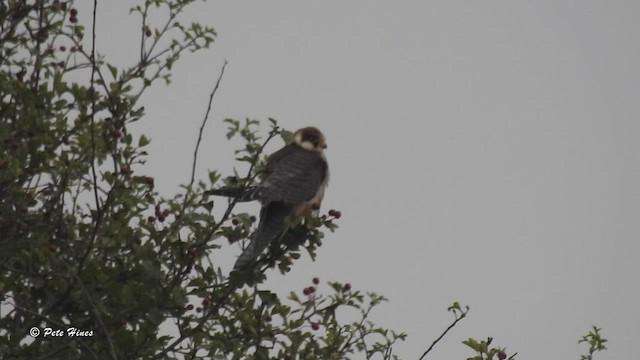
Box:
[303,134,319,145]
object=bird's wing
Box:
[207,186,262,202]
[261,144,328,204]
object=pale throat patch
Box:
[299,140,316,151]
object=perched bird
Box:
[212,127,329,270]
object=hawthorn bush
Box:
[0,1,609,359]
[0,1,404,358]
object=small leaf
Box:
[208,170,219,184]
[463,338,481,352]
[138,134,150,147]
[107,63,118,78]
[281,130,294,145]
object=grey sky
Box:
[85,1,640,358]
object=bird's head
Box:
[293,127,327,153]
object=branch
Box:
[419,304,469,360]
[89,0,100,217]
[187,60,227,192]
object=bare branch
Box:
[419,305,469,360]
[188,60,228,190]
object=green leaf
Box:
[208,170,219,183]
[281,130,294,145]
[107,63,118,79]
[288,291,300,303]
[463,338,481,352]
[138,134,150,147]
[202,201,213,212]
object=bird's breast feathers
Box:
[294,164,328,216]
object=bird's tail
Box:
[234,203,291,270]
[208,186,263,202]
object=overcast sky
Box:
[83,1,639,358]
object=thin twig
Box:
[89,0,100,216]
[418,307,469,360]
[188,60,227,190]
[164,61,228,288]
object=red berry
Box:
[312,277,319,285]
[144,176,154,186]
[498,351,507,360]
[59,45,66,52]
[35,29,48,42]
[69,16,77,23]
[145,29,152,37]
[196,307,202,313]
[111,128,123,138]
[231,218,239,226]
[186,304,194,310]
[303,287,311,295]
[187,247,197,256]
[147,216,156,223]
[162,209,170,217]
[343,283,351,291]
[311,322,320,331]
[69,8,78,16]
[328,209,342,219]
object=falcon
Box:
[212,127,329,270]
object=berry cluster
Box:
[69,7,78,23]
